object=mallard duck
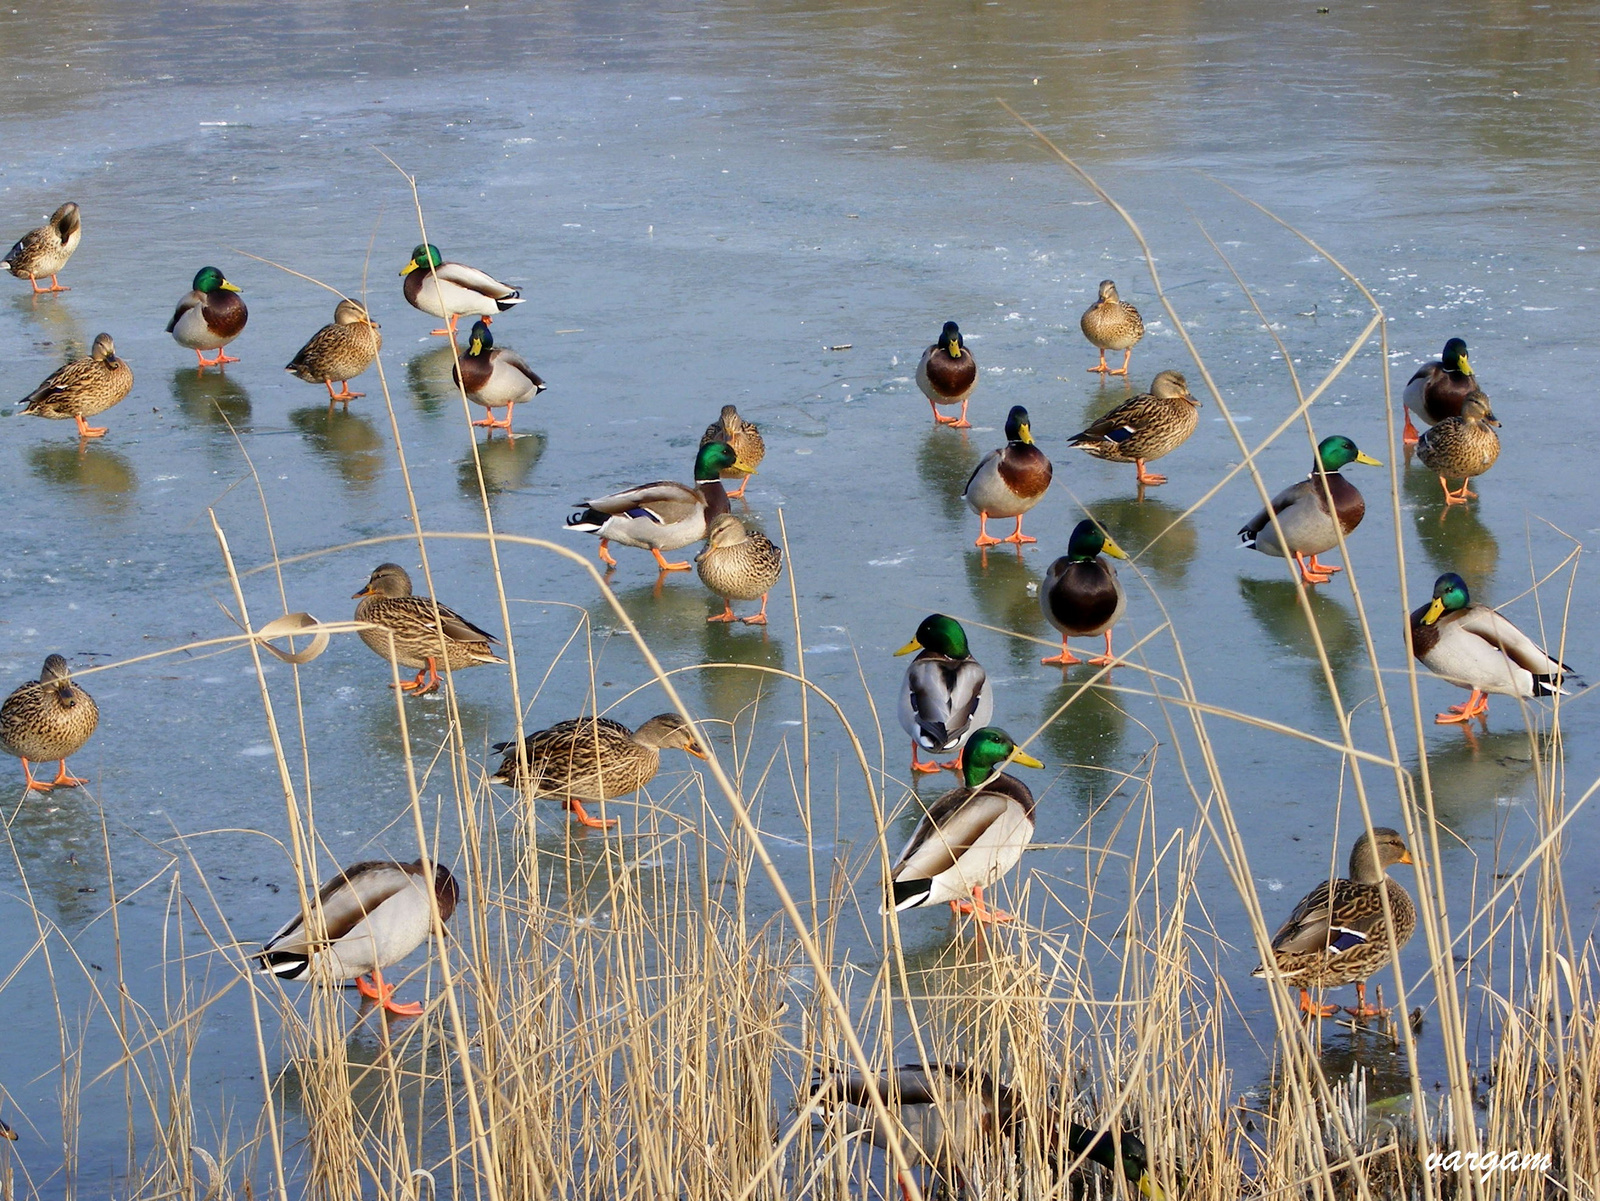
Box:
[351,562,506,694]
[962,405,1053,547]
[489,713,708,829]
[0,655,99,793]
[565,441,742,572]
[1416,389,1499,505]
[1081,279,1144,377]
[1237,435,1382,586]
[896,614,994,775]
[18,333,133,439]
[2,202,80,293]
[285,299,383,407]
[884,727,1043,923]
[1253,828,1415,1018]
[699,404,765,498]
[167,266,247,367]
[1040,519,1129,666]
[1069,369,1199,486]
[400,243,521,337]
[816,1063,1166,1201]
[1403,336,1475,445]
[1410,572,1572,725]
[257,858,458,1017]
[452,319,545,431]
[916,320,977,428]
[696,512,783,625]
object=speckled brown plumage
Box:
[699,404,765,497]
[696,513,783,625]
[2,202,80,292]
[1069,368,1199,485]
[351,562,505,694]
[1416,389,1499,505]
[0,655,99,792]
[286,299,382,405]
[20,333,133,438]
[1080,280,1144,376]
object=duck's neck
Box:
[701,478,731,518]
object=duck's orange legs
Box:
[51,760,87,788]
[909,741,943,775]
[1134,458,1167,486]
[742,594,770,626]
[597,539,618,568]
[1402,410,1420,446]
[1000,515,1035,545]
[1436,688,1489,725]
[566,798,619,829]
[974,513,1002,548]
[1293,552,1335,586]
[707,601,739,624]
[1345,981,1388,1018]
[430,313,462,338]
[1112,349,1133,377]
[1438,475,1476,505]
[651,546,691,572]
[356,966,424,1017]
[29,274,68,294]
[727,473,752,498]
[19,758,76,793]
[73,414,107,439]
[395,658,442,695]
[951,885,1013,924]
[1088,632,1117,667]
[1041,638,1082,666]
[1298,988,1341,1018]
[195,347,240,367]
[324,379,364,403]
[1088,348,1110,374]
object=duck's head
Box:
[90,332,117,363]
[40,654,78,708]
[939,320,965,359]
[52,201,80,238]
[703,512,750,550]
[896,613,972,660]
[353,562,414,599]
[417,861,460,923]
[467,319,494,356]
[1461,389,1499,427]
[717,403,745,430]
[1150,369,1196,405]
[1096,279,1120,303]
[694,439,741,483]
[1420,572,1470,626]
[1349,826,1414,882]
[1315,435,1381,473]
[1003,405,1035,445]
[635,712,710,760]
[961,727,1044,786]
[333,298,375,327]
[1067,518,1128,562]
[400,243,443,276]
[193,266,240,294]
[1442,337,1471,376]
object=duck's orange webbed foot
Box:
[1345,984,1389,1019]
[356,970,424,1017]
[1402,412,1420,446]
[1108,350,1132,377]
[73,416,107,438]
[325,382,364,401]
[597,539,618,568]
[1298,989,1340,1018]
[707,603,739,624]
[568,799,620,830]
[946,400,972,430]
[727,476,751,499]
[973,515,1002,548]
[51,761,87,788]
[1000,517,1035,545]
[1436,689,1489,724]
[1041,643,1082,666]
[1088,350,1110,375]
[742,597,770,626]
[1134,460,1168,487]
[650,547,692,572]
[954,887,1013,924]
[20,760,55,793]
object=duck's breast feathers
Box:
[1325,471,1366,534]
[1405,361,1475,424]
[918,344,978,399]
[891,775,1036,880]
[203,289,249,338]
[995,444,1053,499]
[904,655,991,749]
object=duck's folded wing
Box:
[264,860,413,952]
[435,261,516,299]
[1457,605,1570,676]
[494,349,545,388]
[1239,478,1311,540]
[429,601,498,645]
[1070,395,1152,445]
[891,791,1013,880]
[961,447,1001,495]
[1267,878,1336,954]
[578,481,700,521]
[166,291,201,334]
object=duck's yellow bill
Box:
[1399,849,1416,865]
[220,279,242,293]
[1422,597,1445,625]
[1009,749,1044,769]
[1355,451,1383,466]
[685,744,710,761]
[1017,423,1034,445]
[468,337,484,356]
[399,260,419,276]
[1101,536,1130,560]
[946,339,962,358]
[1459,355,1473,375]
[351,585,376,600]
[894,639,922,657]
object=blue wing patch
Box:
[1327,926,1369,954]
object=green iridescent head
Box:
[960,727,1043,787]
[1442,337,1471,375]
[1066,519,1128,562]
[467,319,494,356]
[895,613,971,660]
[400,243,443,275]
[1315,435,1381,473]
[1420,572,1470,626]
[1004,405,1034,445]
[192,266,239,293]
[694,440,739,482]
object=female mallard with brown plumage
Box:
[699,404,765,498]
[400,243,521,337]
[285,299,383,407]
[916,320,977,429]
[1253,827,1415,1018]
[1069,369,1199,486]
[1040,520,1129,667]
[1410,572,1572,725]
[1416,389,1499,505]
[489,713,708,828]
[257,858,458,1017]
[167,266,247,367]
[566,441,741,572]
[0,655,99,793]
[2,202,80,293]
[962,405,1053,547]
[351,562,505,694]
[884,727,1043,924]
[1237,435,1381,586]
[19,333,133,438]
[1402,336,1475,445]
[1080,280,1144,377]
[452,319,545,431]
[696,513,783,625]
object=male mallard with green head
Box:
[351,562,506,695]
[565,441,742,572]
[489,712,708,829]
[285,299,383,407]
[1069,369,1200,486]
[916,320,977,429]
[399,243,521,337]
[0,655,99,793]
[1081,279,1144,377]
[1416,389,1499,505]
[699,404,765,498]
[258,858,458,1017]
[1410,572,1572,725]
[1237,435,1381,586]
[452,319,546,431]
[884,727,1044,924]
[1040,520,1129,666]
[1254,828,1415,1018]
[895,614,994,775]
[696,512,783,625]
[19,333,133,438]
[167,266,247,367]
[1402,336,1475,445]
[962,405,1053,547]
[2,202,80,293]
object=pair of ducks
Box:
[1404,336,1501,505]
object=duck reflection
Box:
[1087,493,1198,588]
[1412,725,1546,834]
[593,573,710,665]
[289,405,384,492]
[11,290,83,342]
[1237,577,1364,703]
[961,547,1046,668]
[170,366,251,429]
[696,625,787,726]
[1245,1025,1418,1126]
[916,425,981,526]
[28,441,136,512]
[358,691,494,769]
[405,343,463,417]
[1407,469,1499,591]
[8,783,105,928]
[457,430,544,500]
[1037,678,1127,810]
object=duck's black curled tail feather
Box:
[888,878,932,912]
[565,509,607,533]
[256,949,310,980]
[1532,672,1568,698]
[494,292,523,312]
